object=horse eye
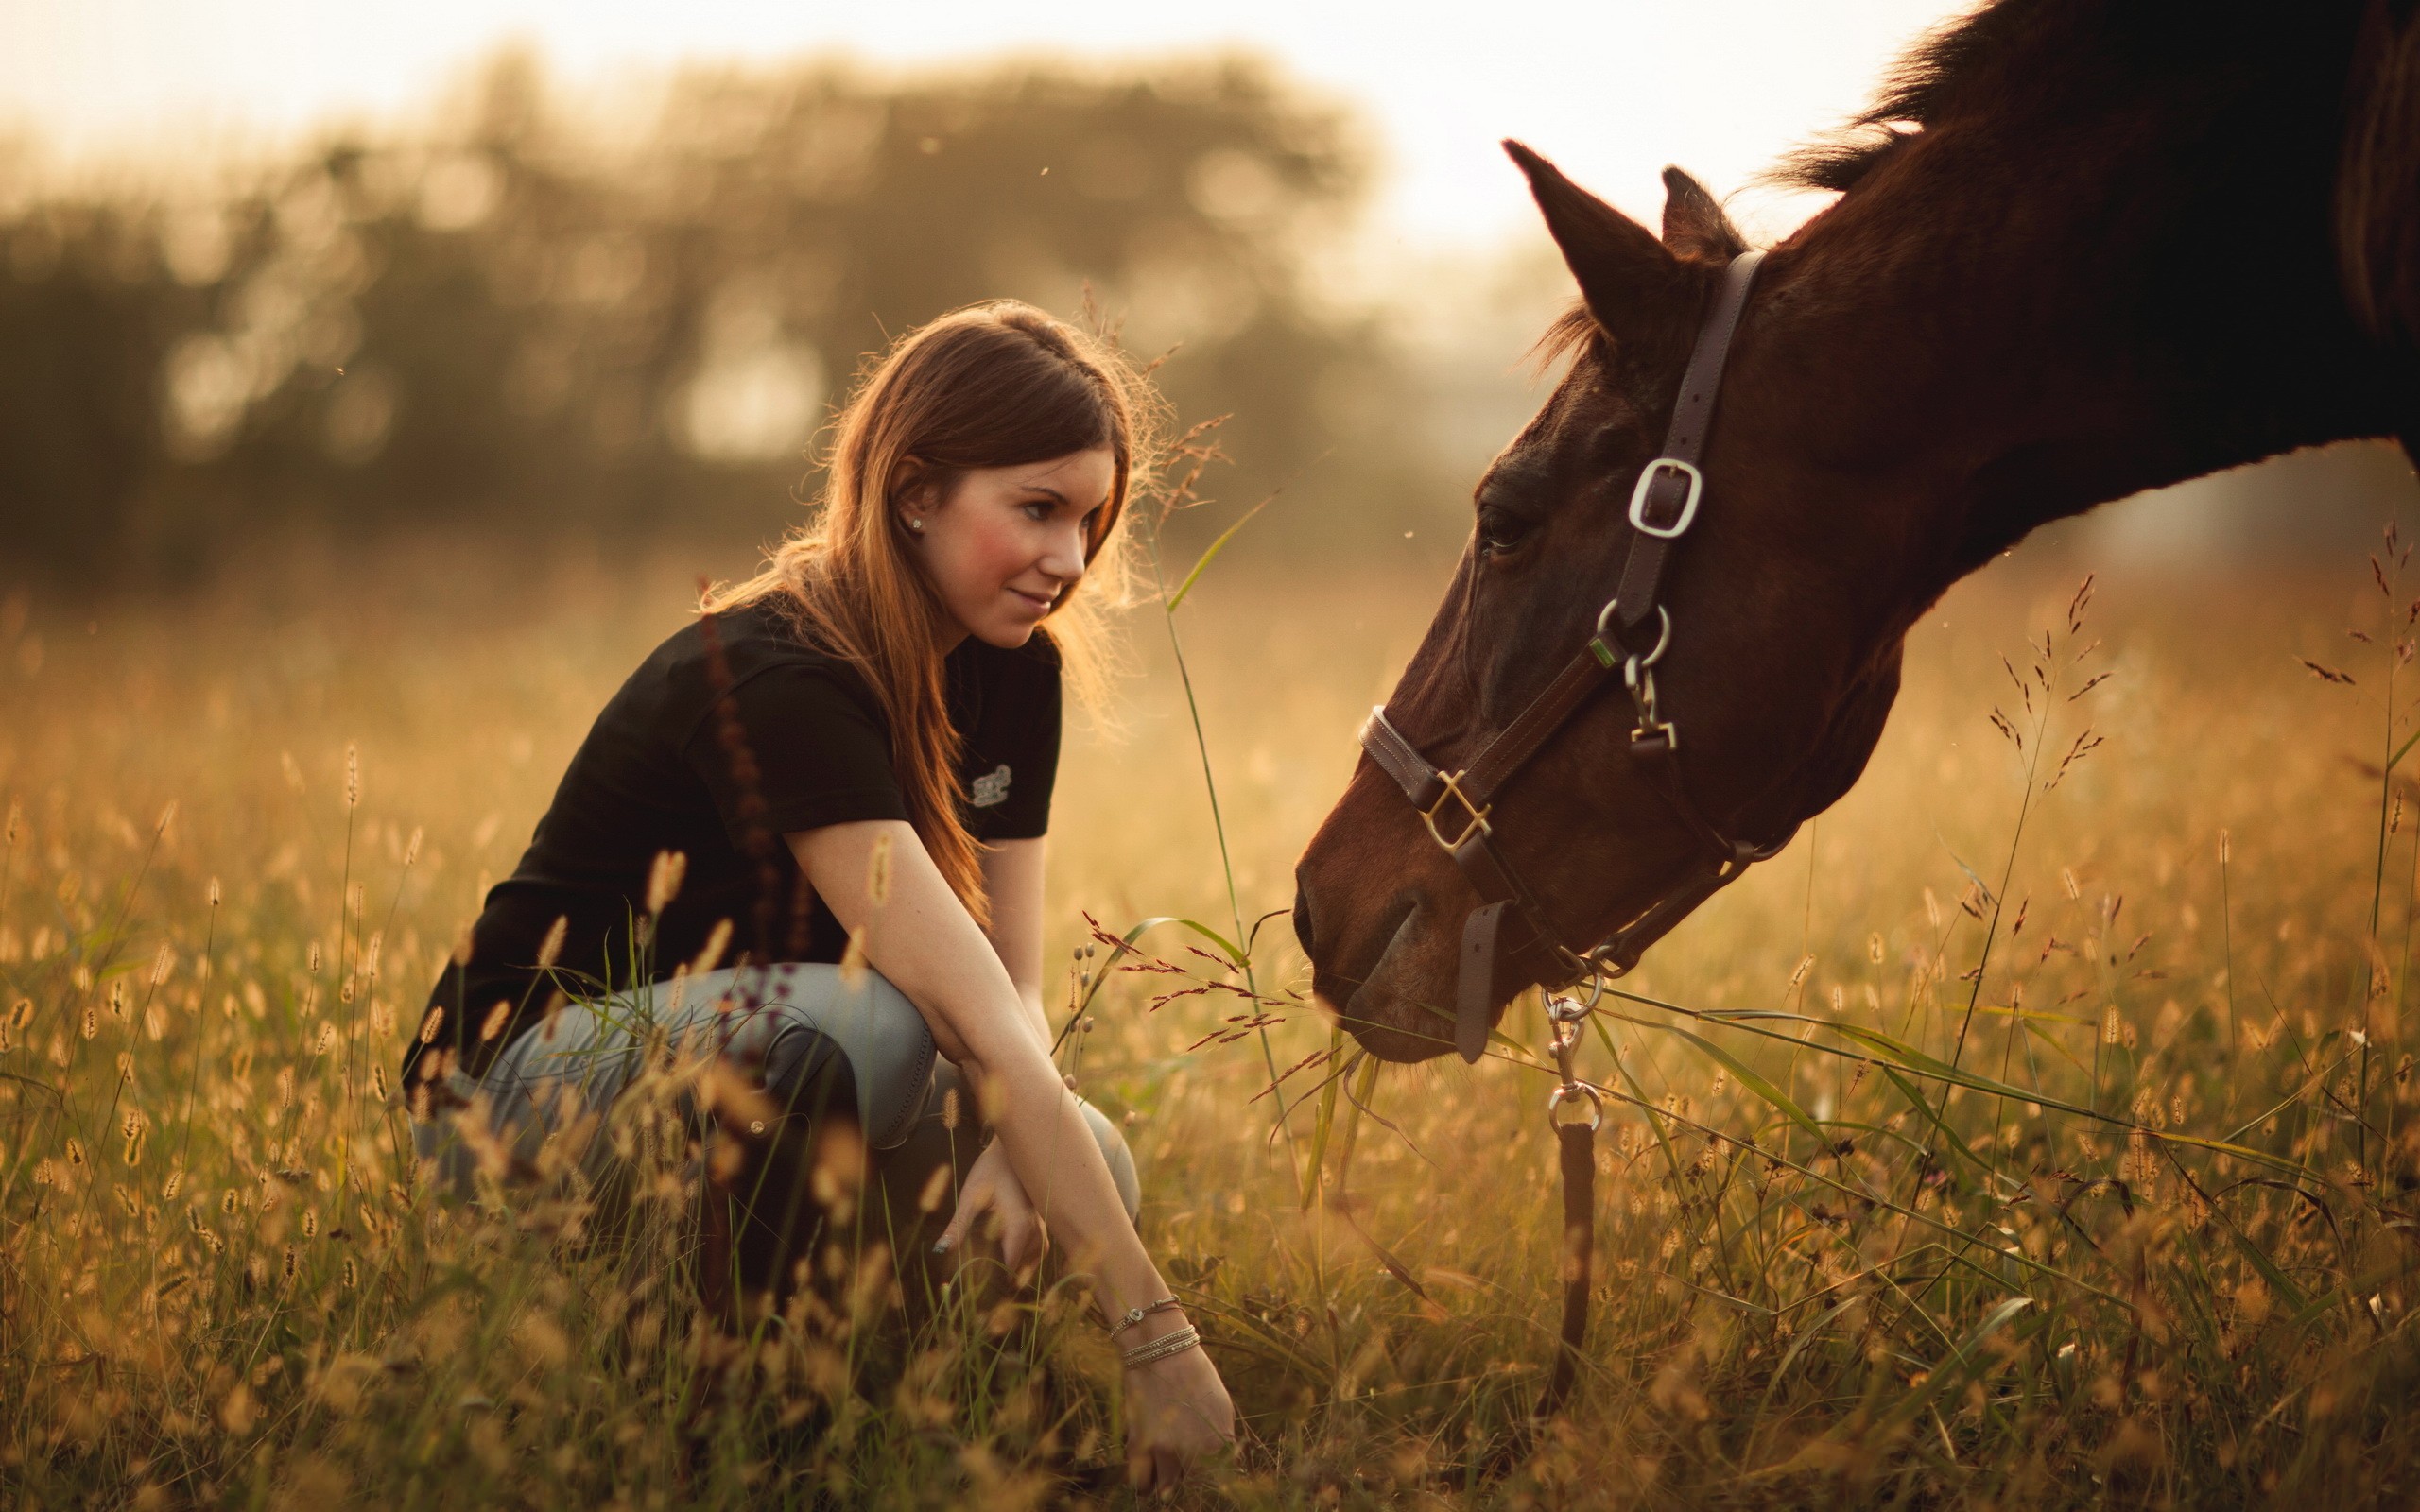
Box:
[1476,506,1532,555]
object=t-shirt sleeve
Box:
[683,662,910,846]
[964,644,1061,843]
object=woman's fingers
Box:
[996,1194,1047,1274]
[934,1174,994,1255]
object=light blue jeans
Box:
[411,962,1139,1222]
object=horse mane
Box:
[1775,0,2043,192]
[1779,0,2420,358]
[1774,0,2364,194]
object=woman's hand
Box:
[1122,1322,1236,1492]
[935,1140,1046,1277]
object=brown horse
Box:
[1294,0,2420,1063]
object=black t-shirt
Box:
[407,598,1060,1083]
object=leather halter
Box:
[1359,248,1796,1063]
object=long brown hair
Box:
[708,301,1153,924]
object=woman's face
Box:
[906,446,1115,649]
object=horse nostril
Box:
[1291,887,1316,962]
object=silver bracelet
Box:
[1106,1296,1183,1336]
[1121,1324,1201,1369]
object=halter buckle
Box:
[1628,458,1703,539]
[1419,769,1493,852]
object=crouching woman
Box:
[400,301,1234,1489]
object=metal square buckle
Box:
[1420,769,1492,851]
[1627,457,1703,539]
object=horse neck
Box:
[1753,7,2409,604]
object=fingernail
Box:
[931,1236,954,1255]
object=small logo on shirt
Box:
[970,765,1012,808]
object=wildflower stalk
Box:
[1138,421,1302,1182]
[335,746,361,1229]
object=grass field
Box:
[6,519,2420,1508]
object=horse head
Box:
[1293,146,1910,1063]
[1297,3,2420,1064]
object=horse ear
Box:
[1505,140,1678,343]
[1659,167,1746,260]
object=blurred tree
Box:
[0,49,1422,584]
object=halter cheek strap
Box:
[1358,248,1796,1064]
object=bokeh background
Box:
[5,0,2414,590]
[12,9,2420,1503]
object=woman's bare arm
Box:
[978,836,1053,1051]
[786,819,1232,1486]
[787,821,1146,1290]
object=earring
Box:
[905,515,925,535]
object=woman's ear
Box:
[892,457,957,519]
[891,458,939,533]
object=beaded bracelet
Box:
[1105,1296,1183,1336]
[1120,1324,1201,1369]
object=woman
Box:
[402,301,1236,1488]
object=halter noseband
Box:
[1358,248,1796,1063]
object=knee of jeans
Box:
[752,971,936,1150]
[758,1023,858,1130]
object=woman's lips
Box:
[1007,586,1054,614]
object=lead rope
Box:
[1481,984,1604,1477]
[1534,985,1603,1421]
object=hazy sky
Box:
[2,0,1972,247]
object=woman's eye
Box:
[1476,506,1532,555]
[1022,500,1053,522]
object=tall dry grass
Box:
[5,518,2420,1507]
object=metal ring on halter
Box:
[1547,1082,1603,1129]
[1584,944,1636,981]
[1590,600,1672,672]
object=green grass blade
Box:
[1167,494,1276,613]
[1651,1022,1830,1147]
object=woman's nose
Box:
[1039,520,1086,580]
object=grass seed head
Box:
[645,849,686,915]
[868,831,893,906]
